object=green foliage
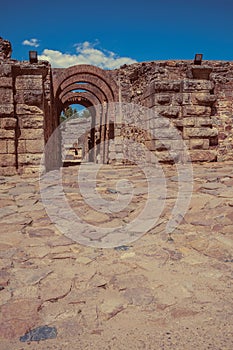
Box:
[60,106,91,123]
[60,106,79,122]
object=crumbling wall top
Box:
[0,37,12,60]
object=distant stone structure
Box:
[0,37,12,60]
[0,37,233,175]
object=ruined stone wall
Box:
[1,36,233,175]
[110,60,233,163]
[0,61,55,175]
[210,62,233,160]
[0,38,58,175]
[0,61,16,175]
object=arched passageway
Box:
[52,65,119,164]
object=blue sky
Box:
[1,0,233,68]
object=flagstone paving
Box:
[0,162,232,349]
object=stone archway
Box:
[52,64,119,164]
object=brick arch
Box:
[58,74,113,104]
[59,83,104,104]
[52,65,119,164]
[53,64,119,103]
[62,91,100,108]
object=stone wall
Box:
[210,62,233,160]
[0,38,59,175]
[110,60,233,163]
[1,36,233,175]
[0,58,16,175]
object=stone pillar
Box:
[99,102,107,163]
[182,69,218,162]
[212,81,233,161]
[0,38,16,175]
[142,79,183,163]
[0,65,16,175]
[14,72,45,174]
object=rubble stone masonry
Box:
[0,37,233,175]
[110,60,233,163]
[0,38,59,175]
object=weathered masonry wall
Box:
[0,38,59,175]
[0,62,58,175]
[110,61,233,163]
[1,36,233,175]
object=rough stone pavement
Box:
[0,162,232,349]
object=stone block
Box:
[0,129,15,139]
[157,94,171,105]
[22,165,41,175]
[19,115,44,129]
[0,153,15,166]
[156,106,180,118]
[25,139,45,153]
[1,117,16,129]
[0,140,7,153]
[19,128,44,140]
[14,90,43,106]
[182,79,214,92]
[183,127,218,139]
[153,80,181,92]
[7,140,15,153]
[191,66,212,80]
[0,77,13,88]
[0,64,11,77]
[0,166,16,175]
[190,139,209,150]
[195,117,213,127]
[15,75,43,90]
[155,150,180,163]
[193,93,216,106]
[173,119,183,128]
[16,104,43,115]
[189,150,217,162]
[18,140,26,154]
[182,105,211,117]
[0,104,14,115]
[153,127,181,140]
[0,37,12,59]
[0,88,13,103]
[18,153,42,165]
[182,117,195,126]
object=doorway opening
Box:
[60,103,95,166]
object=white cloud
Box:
[38,41,137,69]
[22,38,40,47]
